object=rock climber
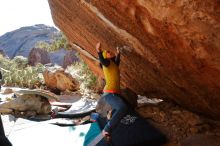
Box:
[96,42,128,142]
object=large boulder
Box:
[43,66,79,92]
[48,0,220,118]
[63,50,79,68]
[0,93,51,115]
[28,48,51,66]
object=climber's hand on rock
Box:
[116,47,120,54]
[116,46,132,55]
[116,46,124,55]
[96,42,101,52]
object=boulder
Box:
[63,50,79,68]
[43,66,79,92]
[28,48,51,66]
[48,0,220,119]
[3,88,13,94]
[0,94,51,115]
[0,89,59,116]
[0,49,6,57]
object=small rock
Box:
[189,127,199,134]
[186,114,202,126]
[3,88,13,94]
[172,110,181,114]
[159,111,166,122]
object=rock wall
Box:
[63,50,79,68]
[48,0,220,118]
[28,48,51,66]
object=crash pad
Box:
[8,118,106,146]
[0,116,12,146]
[96,109,167,146]
[57,98,97,118]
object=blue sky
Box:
[0,0,56,36]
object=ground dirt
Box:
[137,99,220,146]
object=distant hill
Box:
[0,24,60,58]
[0,24,78,66]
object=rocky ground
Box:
[136,97,220,146]
[1,87,220,146]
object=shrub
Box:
[35,32,71,52]
[11,56,28,68]
[66,61,97,92]
[0,55,45,88]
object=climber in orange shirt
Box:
[96,42,128,142]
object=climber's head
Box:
[103,50,115,59]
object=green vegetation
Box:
[36,31,98,91]
[66,61,97,91]
[35,32,71,52]
[0,31,98,92]
[0,55,45,88]
[0,53,98,91]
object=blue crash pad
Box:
[96,109,167,146]
[8,118,105,146]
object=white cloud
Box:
[0,0,56,35]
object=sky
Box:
[0,0,56,36]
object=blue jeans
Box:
[102,93,128,134]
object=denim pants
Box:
[101,93,128,134]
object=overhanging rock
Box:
[48,0,220,119]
